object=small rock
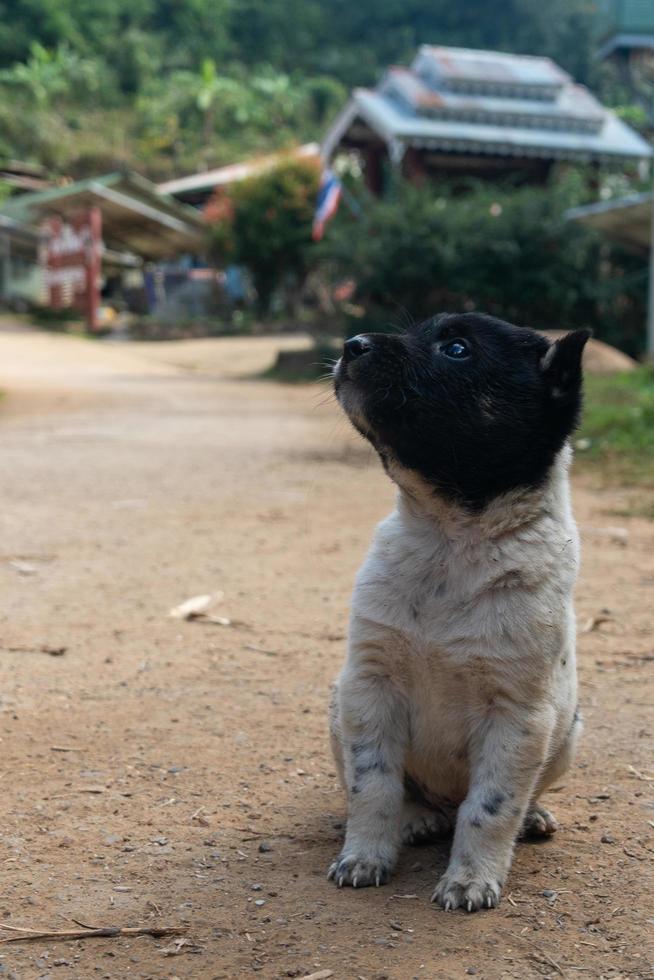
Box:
[258,841,273,853]
[466,970,478,977]
[601,834,615,844]
[251,883,263,891]
[542,889,556,898]
[254,899,266,907]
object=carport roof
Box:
[566,192,654,252]
[1,171,206,259]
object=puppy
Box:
[328,312,589,911]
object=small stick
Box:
[0,645,66,656]
[628,764,654,782]
[0,922,184,944]
[510,932,566,978]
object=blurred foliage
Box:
[578,367,654,486]
[208,159,320,314]
[319,175,649,356]
[0,0,610,178]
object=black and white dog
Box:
[328,312,589,911]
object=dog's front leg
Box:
[432,705,552,912]
[328,649,408,888]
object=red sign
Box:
[42,207,102,331]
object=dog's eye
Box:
[441,339,470,360]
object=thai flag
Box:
[312,168,342,241]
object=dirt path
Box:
[0,328,652,980]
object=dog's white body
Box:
[330,447,581,909]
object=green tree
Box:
[210,159,320,315]
[0,41,103,108]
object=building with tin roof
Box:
[322,45,652,191]
[598,0,654,59]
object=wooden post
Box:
[0,232,9,302]
[85,207,102,333]
[363,146,384,196]
[648,194,654,360]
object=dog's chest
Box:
[353,505,576,669]
[359,526,520,652]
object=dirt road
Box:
[0,327,652,979]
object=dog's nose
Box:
[343,335,372,362]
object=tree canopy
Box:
[0,0,605,178]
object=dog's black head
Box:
[334,312,590,510]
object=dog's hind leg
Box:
[522,707,582,840]
[521,803,558,838]
[401,800,454,845]
[401,776,455,845]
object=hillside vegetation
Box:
[0,0,609,179]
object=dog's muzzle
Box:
[343,334,372,363]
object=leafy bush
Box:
[209,159,320,315]
[320,176,648,356]
[578,367,654,485]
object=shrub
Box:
[321,176,648,356]
[208,158,320,315]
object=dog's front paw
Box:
[327,851,392,888]
[431,871,501,912]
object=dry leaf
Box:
[580,614,613,634]
[628,764,654,782]
[160,937,202,956]
[168,592,224,620]
[8,560,38,575]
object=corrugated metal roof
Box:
[323,45,652,164]
[349,87,651,161]
[382,67,605,133]
[1,172,206,259]
[417,46,570,92]
[567,192,654,251]
[157,143,321,197]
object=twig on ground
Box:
[628,764,654,782]
[0,645,66,656]
[510,932,567,978]
[0,920,185,945]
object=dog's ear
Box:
[540,329,591,399]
